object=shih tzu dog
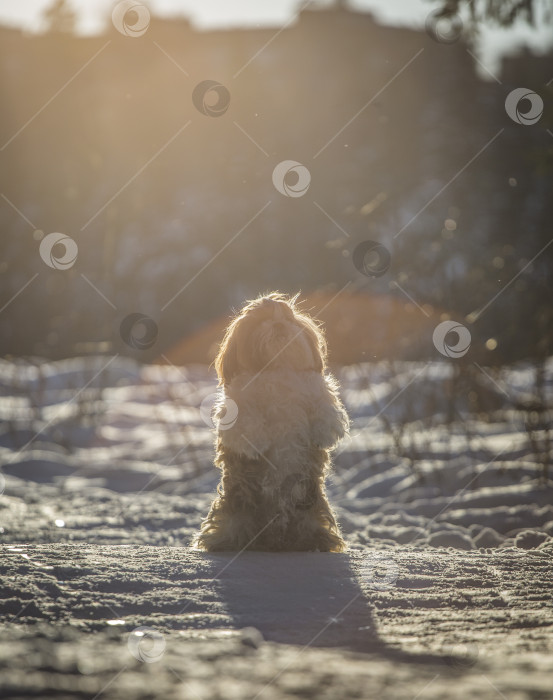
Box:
[194,292,349,552]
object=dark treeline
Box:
[0,5,551,363]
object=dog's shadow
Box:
[201,551,380,653]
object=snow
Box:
[0,355,552,698]
[1,355,552,547]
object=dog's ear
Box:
[215,323,239,386]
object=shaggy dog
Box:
[194,292,349,552]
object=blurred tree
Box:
[42,0,76,35]
[430,0,552,26]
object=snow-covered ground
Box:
[1,355,552,550]
[1,356,552,699]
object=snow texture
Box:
[1,356,552,698]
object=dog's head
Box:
[215,292,327,386]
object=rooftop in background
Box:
[1,0,552,79]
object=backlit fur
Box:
[194,292,349,552]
